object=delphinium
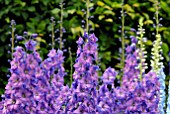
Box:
[34,48,66,113]
[62,0,99,113]
[0,19,16,113]
[2,34,42,113]
[118,35,140,113]
[121,35,139,91]
[65,33,99,113]
[35,15,67,113]
[150,1,165,113]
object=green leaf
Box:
[37,21,47,32]
[76,10,84,17]
[67,9,76,14]
[139,17,144,25]
[5,17,10,23]
[42,0,50,5]
[0,46,4,57]
[28,6,36,12]
[133,3,140,7]
[20,2,26,7]
[142,13,149,19]
[97,1,105,6]
[89,3,94,7]
[5,0,10,5]
[31,0,39,4]
[105,18,113,22]
[162,42,169,55]
[26,22,35,32]
[36,37,46,44]
[104,51,111,61]
[51,8,60,14]
[1,66,8,73]
[145,40,152,46]
[124,4,134,12]
[144,20,153,25]
[111,2,121,8]
[103,10,115,16]
[71,26,83,35]
[22,12,28,20]
[98,15,105,20]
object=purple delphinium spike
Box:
[35,48,67,113]
[122,36,140,91]
[3,44,40,113]
[66,33,99,113]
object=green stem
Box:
[52,21,55,49]
[11,23,15,59]
[69,47,73,86]
[86,0,90,33]
[139,30,143,81]
[155,1,159,36]
[59,1,63,50]
[138,24,144,81]
[121,0,125,71]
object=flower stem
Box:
[139,25,143,81]
[51,19,55,49]
[86,0,90,33]
[59,1,64,50]
[138,18,146,81]
[155,0,159,37]
[11,20,15,59]
[121,0,125,72]
[69,47,73,86]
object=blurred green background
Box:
[0,0,170,96]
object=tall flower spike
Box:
[66,33,99,113]
[150,0,163,74]
[3,44,41,114]
[150,1,165,113]
[136,18,147,80]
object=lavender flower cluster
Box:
[0,32,166,114]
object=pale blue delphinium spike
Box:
[166,80,170,113]
[158,66,166,114]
